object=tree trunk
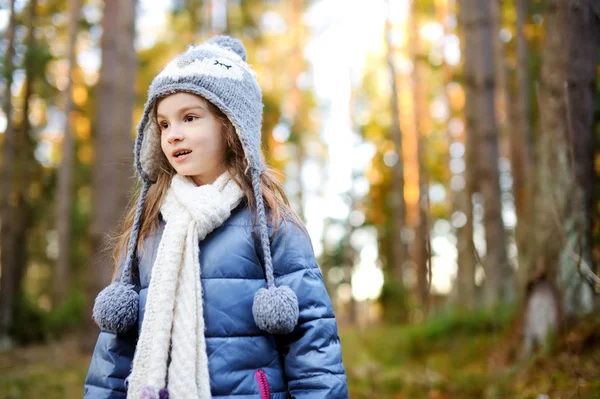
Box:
[385,7,408,285]
[0,0,37,346]
[525,1,597,351]
[441,0,476,309]
[15,0,38,310]
[517,0,600,361]
[493,0,534,297]
[0,0,16,195]
[512,0,534,293]
[564,0,600,295]
[0,0,17,346]
[457,0,481,308]
[409,0,430,313]
[54,0,82,308]
[490,0,508,128]
[85,0,138,348]
[465,0,514,306]
[455,169,477,309]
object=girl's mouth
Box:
[173,149,192,162]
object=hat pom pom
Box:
[252,286,299,334]
[92,282,139,334]
[207,35,247,61]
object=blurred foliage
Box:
[9,291,84,345]
[0,0,599,397]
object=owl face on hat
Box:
[156,43,257,83]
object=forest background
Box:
[0,0,599,398]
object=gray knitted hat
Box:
[93,35,299,335]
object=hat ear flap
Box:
[138,107,163,183]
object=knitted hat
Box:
[93,35,299,335]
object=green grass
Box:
[341,307,600,399]
[0,308,599,399]
[0,336,90,399]
[341,307,512,398]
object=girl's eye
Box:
[159,121,169,130]
[184,114,197,122]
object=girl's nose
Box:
[167,126,184,144]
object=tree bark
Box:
[54,0,82,307]
[491,0,508,127]
[457,0,483,307]
[409,0,430,313]
[85,0,138,347]
[511,0,600,361]
[531,0,597,320]
[564,0,600,293]
[442,0,476,309]
[385,5,408,285]
[493,0,534,297]
[0,0,37,346]
[0,0,18,346]
[465,0,514,306]
[512,0,534,293]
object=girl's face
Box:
[157,92,227,186]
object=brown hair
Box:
[111,94,301,279]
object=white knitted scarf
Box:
[127,172,244,399]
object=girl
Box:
[84,35,348,399]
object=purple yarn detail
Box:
[158,387,169,399]
[140,386,157,399]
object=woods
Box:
[0,0,599,397]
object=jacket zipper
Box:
[255,369,270,399]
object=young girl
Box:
[84,35,348,399]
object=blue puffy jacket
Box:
[84,204,348,398]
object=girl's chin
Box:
[172,166,206,179]
[173,166,201,178]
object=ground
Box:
[0,309,598,399]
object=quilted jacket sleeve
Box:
[271,221,349,399]
[83,327,138,398]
